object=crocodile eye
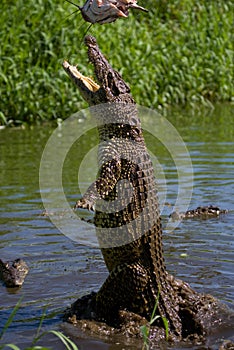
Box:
[120,80,129,91]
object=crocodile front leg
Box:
[75,158,121,210]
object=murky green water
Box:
[0,104,233,349]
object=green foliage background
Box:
[0,0,233,125]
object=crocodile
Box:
[170,205,228,220]
[0,258,29,288]
[63,36,227,341]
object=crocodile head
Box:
[0,258,29,288]
[63,35,133,105]
[63,35,142,136]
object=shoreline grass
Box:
[0,0,233,125]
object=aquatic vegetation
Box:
[140,290,169,350]
[0,298,23,341]
[0,331,79,350]
[0,0,233,125]
[0,301,79,350]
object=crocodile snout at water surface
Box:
[0,258,29,288]
[170,205,228,220]
[63,36,233,344]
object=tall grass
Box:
[0,0,233,125]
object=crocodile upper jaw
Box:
[63,35,131,104]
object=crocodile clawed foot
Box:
[64,291,97,321]
[74,199,95,211]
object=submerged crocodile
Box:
[0,258,29,288]
[63,36,228,342]
[170,205,228,220]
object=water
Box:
[0,104,233,349]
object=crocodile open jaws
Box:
[62,36,232,344]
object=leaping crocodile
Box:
[63,36,228,341]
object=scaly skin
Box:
[0,258,29,287]
[170,205,228,220]
[63,36,220,340]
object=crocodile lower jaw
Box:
[63,60,100,93]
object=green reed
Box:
[0,301,79,350]
[140,289,169,350]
